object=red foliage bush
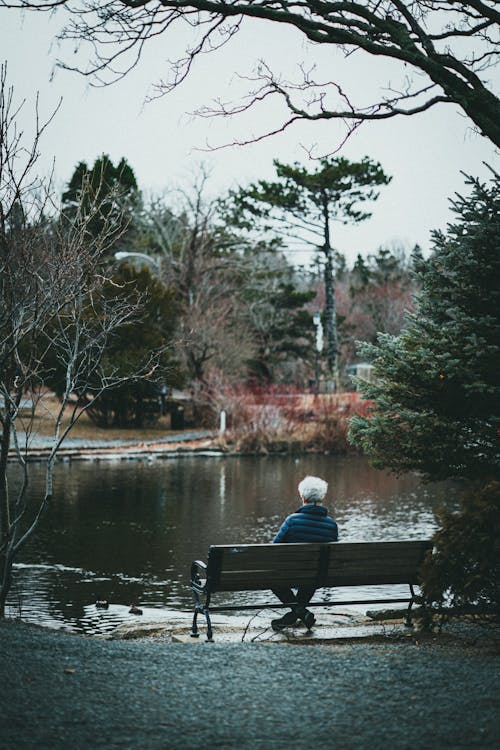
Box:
[201,376,373,453]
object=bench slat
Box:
[209,541,429,557]
[218,576,322,589]
[208,542,429,561]
[215,558,322,572]
[217,570,423,588]
[216,550,426,572]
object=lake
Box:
[6,454,461,634]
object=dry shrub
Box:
[313,393,374,450]
[203,376,373,453]
[215,383,303,453]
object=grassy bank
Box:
[16,391,371,455]
[15,394,178,442]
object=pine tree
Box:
[62,155,139,248]
[349,174,500,482]
[225,157,391,389]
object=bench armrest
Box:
[191,560,208,594]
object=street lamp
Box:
[312,312,324,394]
[114,251,160,274]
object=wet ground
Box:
[101,604,500,650]
[99,605,431,644]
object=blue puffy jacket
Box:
[273,503,338,544]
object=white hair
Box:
[298,475,328,504]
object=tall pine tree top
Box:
[61,155,139,248]
[349,174,500,481]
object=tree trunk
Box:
[0,551,14,617]
[323,245,339,391]
[321,191,339,391]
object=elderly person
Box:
[271,475,338,631]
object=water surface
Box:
[7,454,461,633]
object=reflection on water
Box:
[6,455,462,634]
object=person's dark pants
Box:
[272,587,316,612]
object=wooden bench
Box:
[190,540,432,640]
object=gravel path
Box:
[1,620,499,750]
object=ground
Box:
[1,618,499,750]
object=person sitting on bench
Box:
[271,475,338,631]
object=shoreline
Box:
[105,612,500,653]
[9,430,218,462]
[5,606,499,654]
[9,430,358,462]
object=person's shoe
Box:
[271,611,298,631]
[295,607,316,629]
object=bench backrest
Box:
[205,540,432,592]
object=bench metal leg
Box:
[191,591,214,641]
[405,584,416,628]
[205,604,213,642]
[191,587,201,637]
[191,607,200,638]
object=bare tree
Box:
[135,178,315,390]
[135,172,257,386]
[0,64,163,615]
[2,1,499,148]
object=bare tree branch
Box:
[2,1,498,147]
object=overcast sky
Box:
[2,7,499,266]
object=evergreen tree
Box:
[45,263,180,428]
[242,252,316,383]
[226,157,391,389]
[62,155,139,248]
[418,481,500,621]
[349,175,500,482]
